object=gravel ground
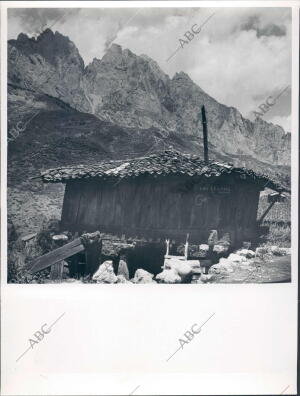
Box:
[210,255,291,284]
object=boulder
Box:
[191,267,202,274]
[117,274,131,284]
[199,274,212,283]
[117,259,129,280]
[227,253,247,263]
[156,268,181,283]
[132,269,156,284]
[188,260,201,270]
[199,244,210,251]
[255,247,269,257]
[209,260,234,274]
[236,249,255,259]
[175,262,193,277]
[255,247,274,261]
[270,246,288,256]
[92,260,118,283]
[52,234,68,242]
[164,258,195,282]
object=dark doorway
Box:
[126,243,165,278]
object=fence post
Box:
[50,234,69,282]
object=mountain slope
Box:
[8,29,291,168]
[8,84,290,190]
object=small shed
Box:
[40,150,288,247]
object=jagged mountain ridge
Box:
[8,28,291,167]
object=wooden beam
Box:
[258,201,276,224]
[28,238,84,274]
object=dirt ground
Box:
[210,255,291,284]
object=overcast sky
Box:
[8,7,292,132]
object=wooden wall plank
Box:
[81,181,99,227]
[61,182,82,227]
[60,176,261,247]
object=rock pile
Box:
[91,243,291,285]
[209,254,249,275]
[255,246,290,258]
[209,244,290,276]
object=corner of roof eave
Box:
[261,182,291,194]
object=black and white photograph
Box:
[1,2,298,395]
[6,5,292,285]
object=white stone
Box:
[164,257,194,276]
[175,262,193,277]
[270,246,288,256]
[209,262,234,274]
[132,269,155,283]
[52,234,68,241]
[255,247,269,257]
[199,244,209,252]
[236,249,255,258]
[117,259,129,280]
[228,253,247,263]
[92,260,118,283]
[116,274,131,283]
[209,258,235,274]
[199,244,210,257]
[156,269,182,283]
[213,244,229,254]
[200,274,213,283]
[188,260,201,269]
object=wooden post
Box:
[85,239,102,276]
[50,261,64,281]
[50,234,69,282]
[184,233,189,260]
[200,259,212,275]
[201,105,209,163]
[81,231,102,276]
[165,239,170,257]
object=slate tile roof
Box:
[40,150,289,192]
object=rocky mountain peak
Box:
[173,71,193,81]
[101,43,124,63]
[108,43,123,54]
[9,28,84,70]
[7,29,291,168]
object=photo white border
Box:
[1,2,298,395]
